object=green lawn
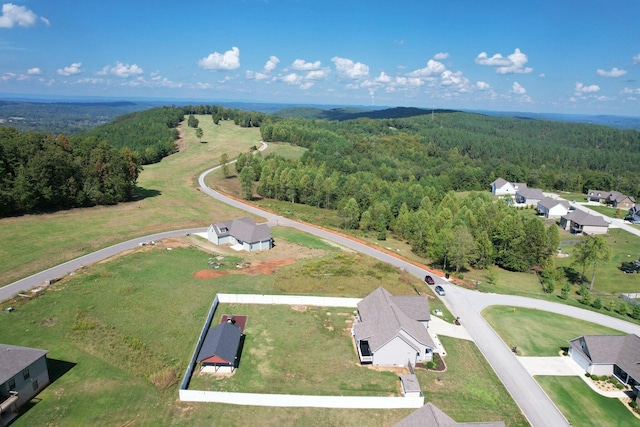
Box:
[483,306,624,356]
[537,376,637,427]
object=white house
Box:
[490,178,526,196]
[207,217,272,252]
[352,287,435,367]
[537,197,570,219]
[515,187,545,206]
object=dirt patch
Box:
[193,258,295,279]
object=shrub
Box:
[592,297,603,309]
[426,361,437,370]
[616,383,625,389]
[629,401,638,409]
[585,372,591,378]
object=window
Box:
[8,378,15,391]
[32,380,38,391]
[23,368,30,380]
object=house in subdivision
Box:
[559,210,609,235]
[394,402,505,427]
[490,178,526,196]
[0,344,50,426]
[537,197,571,219]
[629,204,640,222]
[196,317,246,374]
[207,217,272,252]
[607,191,636,210]
[351,287,436,367]
[587,189,609,203]
[515,187,545,206]
[568,334,640,398]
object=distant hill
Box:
[274,106,459,120]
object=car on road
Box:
[435,285,445,296]
[425,275,435,285]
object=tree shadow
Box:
[559,266,582,285]
[131,187,162,201]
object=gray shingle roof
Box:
[516,187,545,200]
[212,217,272,244]
[196,322,242,365]
[394,402,505,427]
[537,197,570,211]
[0,344,48,384]
[568,334,640,382]
[354,287,434,352]
[561,210,609,227]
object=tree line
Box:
[0,127,140,216]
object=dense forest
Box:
[0,127,140,216]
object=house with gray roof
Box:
[196,321,244,373]
[536,197,570,219]
[629,204,640,222]
[607,191,636,209]
[515,187,545,206]
[351,287,436,366]
[207,217,272,252]
[587,189,609,203]
[0,344,49,426]
[490,178,526,196]
[568,334,640,396]
[394,402,505,427]
[559,210,609,235]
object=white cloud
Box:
[264,56,280,72]
[198,46,240,71]
[622,87,640,95]
[512,82,527,94]
[246,56,280,81]
[1,72,15,80]
[475,48,533,74]
[40,16,50,26]
[290,59,322,71]
[375,72,392,83]
[304,68,330,80]
[331,56,369,79]
[433,52,449,61]
[407,59,445,77]
[281,73,302,85]
[476,81,490,90]
[57,62,82,76]
[110,62,143,77]
[575,82,600,94]
[597,67,627,77]
[633,53,640,65]
[0,3,43,28]
[27,67,41,75]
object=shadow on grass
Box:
[48,358,76,384]
[132,187,162,201]
[235,335,246,370]
[559,266,582,285]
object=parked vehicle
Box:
[425,275,435,285]
[621,266,637,274]
[435,285,445,296]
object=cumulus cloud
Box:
[597,67,627,77]
[331,56,369,79]
[407,59,445,77]
[476,81,490,90]
[246,55,280,81]
[0,3,47,28]
[433,52,449,61]
[198,46,240,71]
[475,48,533,74]
[633,53,640,65]
[27,67,41,75]
[264,56,280,72]
[512,82,527,94]
[98,62,144,77]
[57,62,82,76]
[290,59,322,71]
[575,82,600,93]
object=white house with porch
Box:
[207,217,272,252]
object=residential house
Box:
[207,217,272,252]
[394,402,505,427]
[0,344,49,427]
[352,287,435,367]
[629,204,640,222]
[607,191,636,210]
[537,197,570,219]
[587,189,609,203]
[196,318,245,373]
[515,187,545,206]
[490,178,526,196]
[568,334,640,397]
[559,210,609,235]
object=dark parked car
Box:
[621,266,637,274]
[425,275,435,285]
[435,285,445,296]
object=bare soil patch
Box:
[193,258,295,279]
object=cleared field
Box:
[483,305,624,356]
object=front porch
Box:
[0,392,19,427]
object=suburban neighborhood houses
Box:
[207,217,273,252]
[559,210,610,235]
[588,190,636,209]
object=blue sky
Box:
[1,0,640,115]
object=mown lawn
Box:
[483,306,624,356]
[537,376,637,427]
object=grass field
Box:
[537,376,637,427]
[482,306,624,356]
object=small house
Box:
[559,210,609,235]
[490,178,525,196]
[196,320,244,374]
[537,197,570,219]
[207,217,272,252]
[0,344,49,426]
[515,187,545,206]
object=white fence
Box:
[179,389,424,409]
[180,293,424,409]
[621,293,640,306]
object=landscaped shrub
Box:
[630,401,638,409]
[616,383,625,389]
[585,372,591,378]
[426,361,437,370]
[592,297,603,309]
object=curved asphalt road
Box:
[5,144,640,426]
